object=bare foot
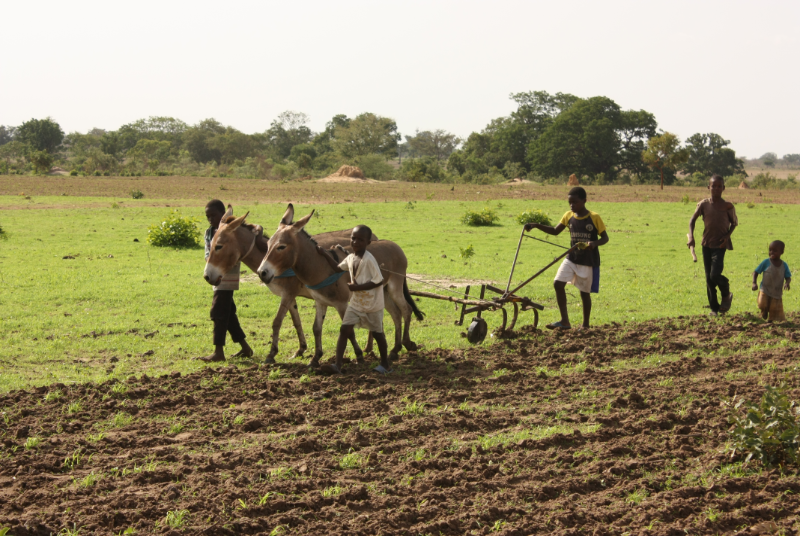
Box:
[231,348,254,358]
[195,353,225,362]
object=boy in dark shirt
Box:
[524,187,609,329]
[688,175,738,315]
[196,199,253,362]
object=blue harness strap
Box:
[275,268,296,279]
[305,271,346,290]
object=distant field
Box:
[2,175,800,207]
[744,167,800,180]
[1,187,799,392]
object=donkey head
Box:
[258,204,314,284]
[203,205,253,286]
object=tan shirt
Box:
[338,251,384,312]
[696,199,737,250]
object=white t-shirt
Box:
[338,250,384,312]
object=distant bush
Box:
[130,189,144,199]
[461,208,500,226]
[147,211,201,248]
[726,384,800,467]
[515,209,552,226]
[357,154,395,181]
[70,169,78,176]
[0,223,6,240]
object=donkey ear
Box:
[291,210,315,232]
[280,204,295,225]
[226,211,249,231]
[223,205,234,221]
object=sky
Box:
[2,0,798,159]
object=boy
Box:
[688,175,738,315]
[524,186,609,329]
[196,199,253,362]
[752,240,791,322]
[316,225,390,374]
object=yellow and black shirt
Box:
[559,210,606,267]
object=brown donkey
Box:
[257,204,423,366]
[203,206,374,363]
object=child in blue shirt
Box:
[752,240,791,322]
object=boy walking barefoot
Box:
[524,187,609,329]
[752,240,791,322]
[196,199,253,362]
[316,225,391,374]
[689,175,738,315]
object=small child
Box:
[524,186,609,329]
[316,224,390,374]
[752,240,791,322]
[197,199,253,362]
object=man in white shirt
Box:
[316,225,390,374]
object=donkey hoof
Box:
[355,354,366,365]
[308,359,321,369]
[291,349,305,359]
[388,351,399,362]
[403,341,418,352]
[263,357,276,365]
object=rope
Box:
[378,264,498,306]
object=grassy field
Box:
[1,182,799,393]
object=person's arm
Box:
[752,272,759,291]
[719,203,738,248]
[688,203,703,248]
[785,263,792,291]
[315,245,346,273]
[525,222,566,235]
[348,257,384,292]
[585,230,609,250]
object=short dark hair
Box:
[710,174,725,186]
[353,224,372,239]
[206,199,225,213]
[568,187,587,200]
[770,240,786,251]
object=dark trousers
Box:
[210,290,246,346]
[702,246,729,313]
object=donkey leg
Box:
[309,304,327,368]
[286,298,308,359]
[384,293,404,361]
[266,299,290,364]
[391,278,418,351]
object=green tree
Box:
[682,133,744,177]
[29,150,54,174]
[15,118,64,153]
[332,113,400,159]
[117,117,188,152]
[264,111,313,159]
[405,129,461,161]
[527,96,622,180]
[642,132,688,189]
[783,154,800,166]
[183,119,226,163]
[127,139,172,170]
[617,110,658,177]
[0,141,27,174]
[0,125,15,146]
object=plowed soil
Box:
[2,313,800,535]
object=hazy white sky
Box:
[3,0,798,158]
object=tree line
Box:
[1,91,791,185]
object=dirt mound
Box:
[568,174,580,185]
[2,312,800,535]
[318,165,378,183]
[505,178,531,184]
[739,180,750,189]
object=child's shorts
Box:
[757,291,785,322]
[342,307,384,333]
[554,259,599,294]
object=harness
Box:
[274,245,348,290]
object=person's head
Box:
[567,186,587,213]
[205,199,226,228]
[350,225,372,255]
[709,175,725,198]
[769,240,785,261]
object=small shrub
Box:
[747,202,756,209]
[515,209,552,226]
[459,244,475,260]
[147,210,201,248]
[130,189,144,199]
[461,208,500,226]
[70,170,78,176]
[0,223,6,240]
[726,384,800,467]
[681,195,691,205]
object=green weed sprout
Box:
[147,210,201,248]
[461,208,499,226]
[726,384,800,467]
[57,524,81,536]
[515,209,552,226]
[67,401,83,414]
[24,437,41,450]
[339,450,369,470]
[459,245,475,260]
[321,485,343,497]
[268,368,287,381]
[165,509,189,529]
[625,488,648,505]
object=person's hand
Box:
[584,241,597,250]
[524,223,536,232]
[347,282,358,291]
[752,283,758,291]
[687,238,695,248]
[785,281,791,291]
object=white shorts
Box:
[554,259,594,294]
[342,307,384,333]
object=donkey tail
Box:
[403,278,425,321]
